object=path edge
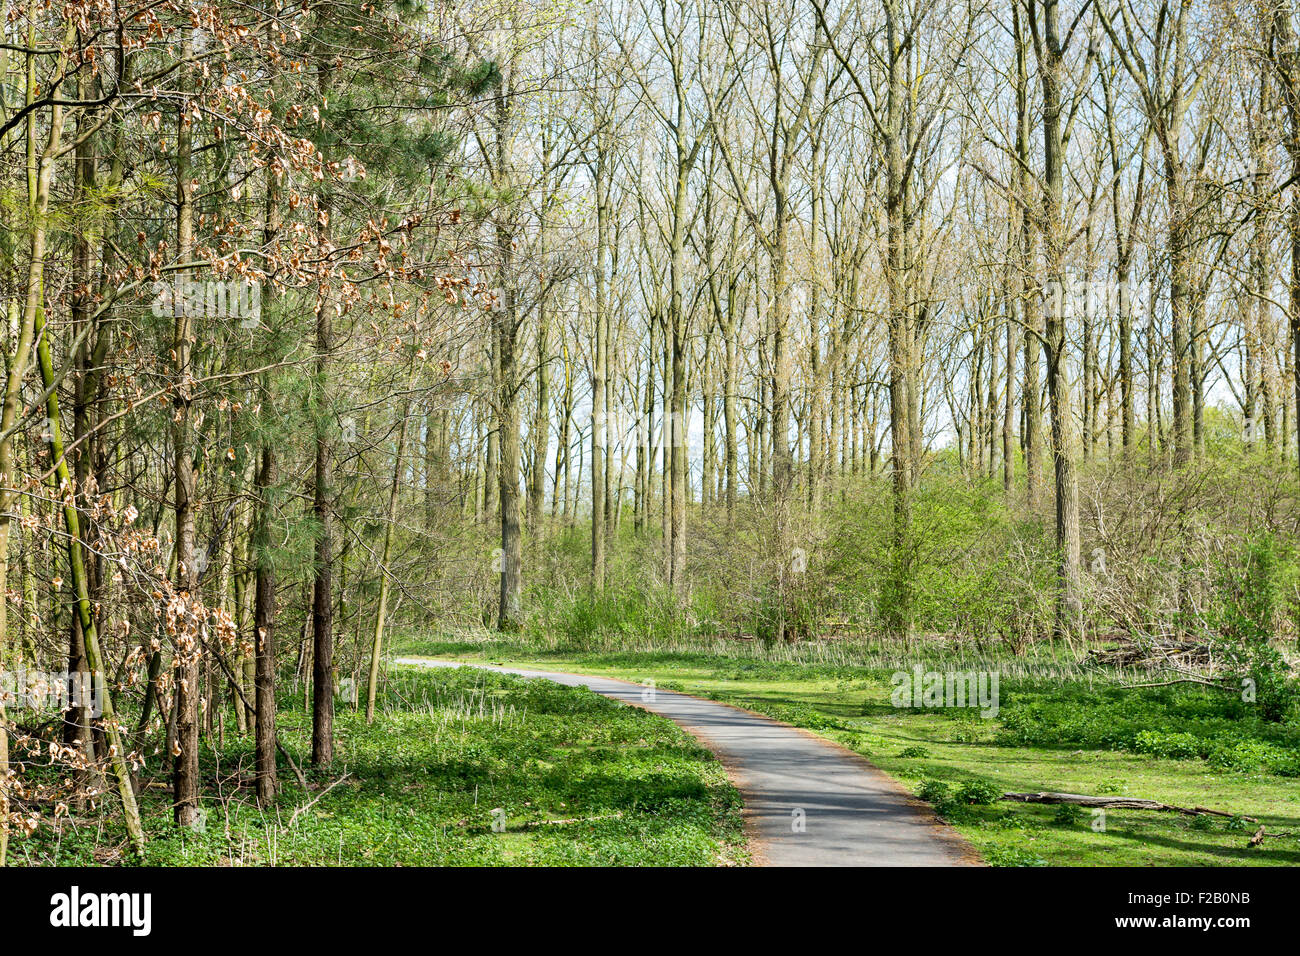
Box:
[396,656,984,867]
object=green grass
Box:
[13,665,747,867]
[391,632,1300,867]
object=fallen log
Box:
[1001,791,1257,823]
[1245,826,1298,846]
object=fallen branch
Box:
[1246,826,1299,846]
[286,773,351,828]
[1123,677,1233,690]
[1001,791,1257,823]
[522,812,623,828]
[199,628,309,791]
[1088,635,1214,670]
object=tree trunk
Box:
[883,0,913,643]
[310,217,335,768]
[591,151,608,590]
[1016,4,1042,506]
[172,71,202,826]
[1035,0,1083,639]
[366,390,412,721]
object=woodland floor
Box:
[399,657,980,865]
[14,630,1299,867]
[12,664,747,866]
[393,633,1300,867]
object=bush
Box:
[1208,534,1300,723]
[985,846,1049,867]
[917,780,952,808]
[1205,739,1286,773]
[1052,804,1085,826]
[1133,730,1205,760]
[1267,753,1300,777]
[823,474,1056,646]
[957,778,1004,805]
[994,683,1300,776]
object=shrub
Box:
[1052,804,1085,826]
[985,846,1049,867]
[1133,729,1205,760]
[1207,534,1300,723]
[957,778,1004,805]
[917,780,952,808]
[1267,753,1300,777]
[1205,739,1285,773]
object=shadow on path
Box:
[397,658,981,867]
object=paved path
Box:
[396,657,979,867]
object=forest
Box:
[0,0,1298,871]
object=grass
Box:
[13,664,747,867]
[391,631,1300,867]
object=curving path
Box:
[396,657,980,867]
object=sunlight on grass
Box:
[393,631,1300,867]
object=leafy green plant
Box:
[1267,753,1300,777]
[916,779,953,809]
[1052,804,1084,826]
[20,665,749,867]
[957,779,1004,805]
[985,846,1049,867]
[1133,729,1204,760]
[1207,534,1300,723]
[1206,739,1286,773]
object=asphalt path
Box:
[397,657,980,867]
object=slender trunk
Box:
[592,153,607,589]
[172,66,202,826]
[485,338,499,522]
[1036,0,1083,639]
[1279,8,1300,472]
[366,390,412,722]
[495,84,523,630]
[529,310,549,537]
[37,317,145,853]
[724,307,739,520]
[0,62,85,860]
[253,158,282,803]
[883,0,913,642]
[668,177,689,594]
[254,441,277,803]
[310,215,335,767]
[1016,5,1042,505]
[1003,274,1017,492]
